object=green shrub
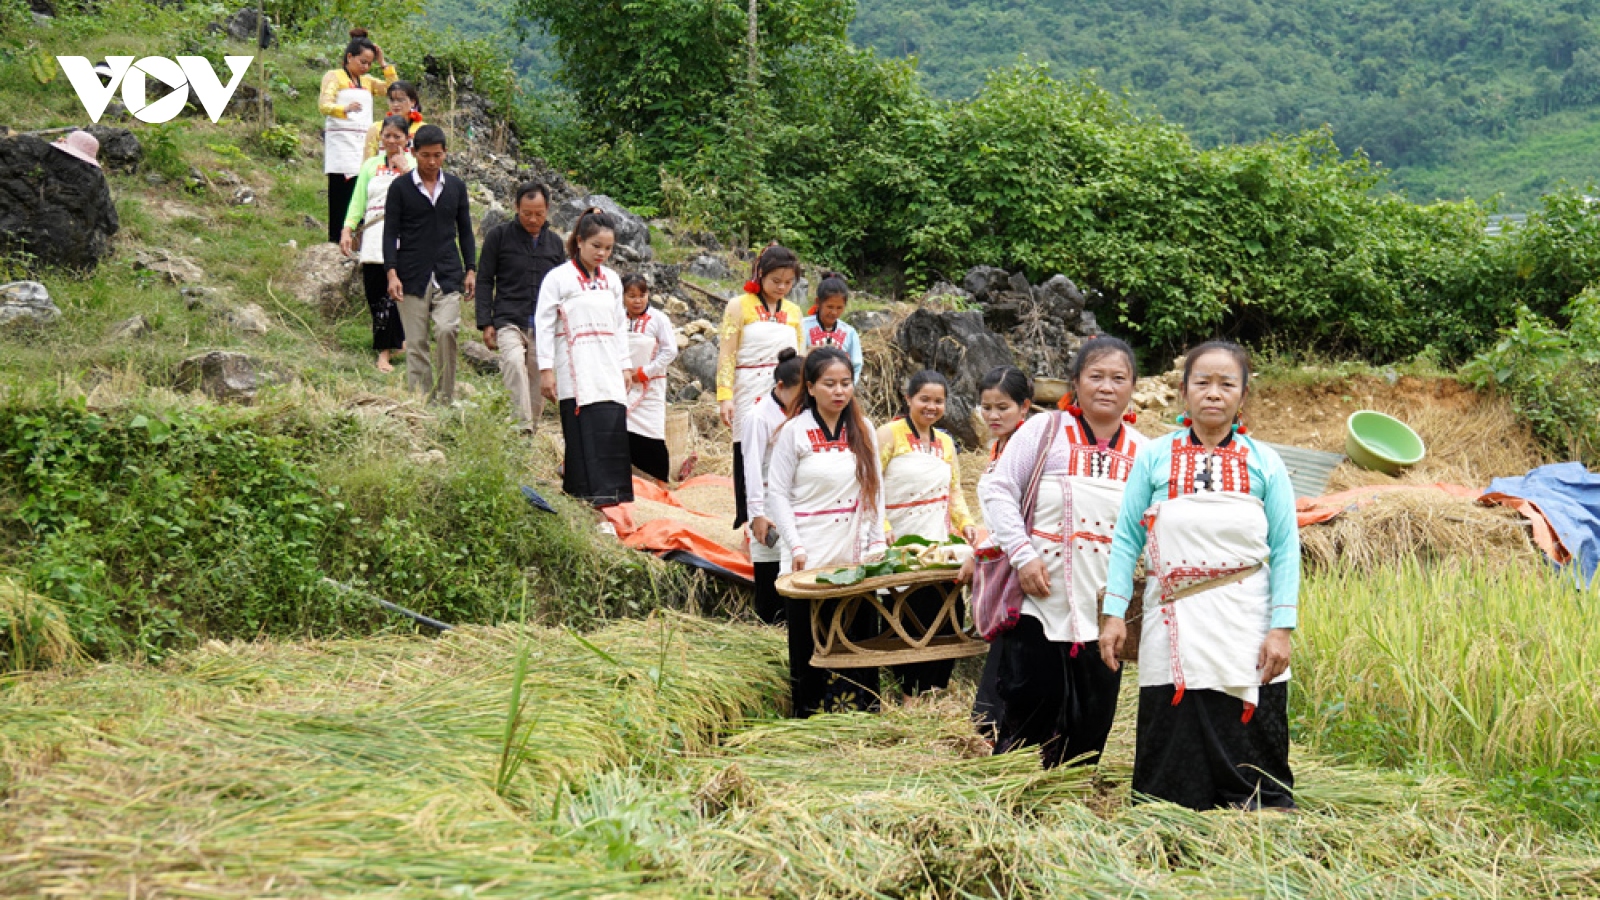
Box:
[256,123,301,160]
[0,398,689,662]
[1461,283,1600,463]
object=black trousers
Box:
[890,584,958,695]
[731,441,748,528]
[558,399,634,507]
[993,615,1123,768]
[752,560,785,625]
[328,173,356,244]
[628,432,671,483]
[972,646,1004,741]
[786,594,879,717]
[1133,683,1295,811]
[361,264,406,352]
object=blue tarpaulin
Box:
[1486,462,1600,584]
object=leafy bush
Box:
[0,398,688,662]
[1461,283,1600,463]
[255,123,301,160]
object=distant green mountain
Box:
[443,0,1600,208]
[848,0,1600,208]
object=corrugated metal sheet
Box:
[1262,441,1346,499]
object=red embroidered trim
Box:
[805,426,849,453]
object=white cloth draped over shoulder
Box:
[624,306,677,439]
[765,408,887,569]
[977,412,1147,644]
[732,319,799,440]
[534,262,631,406]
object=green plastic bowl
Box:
[1345,410,1426,475]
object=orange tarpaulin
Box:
[602,476,755,582]
[1294,483,1566,563]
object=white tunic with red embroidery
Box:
[977,412,1147,645]
[765,408,888,570]
[624,306,677,440]
[534,262,631,406]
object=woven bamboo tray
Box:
[776,567,985,669]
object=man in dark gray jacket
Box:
[475,182,567,432]
[384,124,475,405]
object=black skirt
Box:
[786,594,879,717]
[361,264,406,352]
[628,431,671,484]
[559,399,634,507]
[327,173,356,244]
[992,615,1123,768]
[1132,682,1295,810]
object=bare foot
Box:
[377,352,394,373]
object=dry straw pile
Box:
[2,609,1597,898]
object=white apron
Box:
[625,325,666,439]
[356,165,403,266]
[553,276,625,407]
[732,318,798,441]
[1137,491,1284,709]
[883,443,953,543]
[325,87,372,176]
[780,439,868,571]
[1022,474,1126,646]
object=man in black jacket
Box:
[476,182,567,432]
[384,124,475,405]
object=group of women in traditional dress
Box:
[747,304,1302,810]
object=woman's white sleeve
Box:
[765,426,805,556]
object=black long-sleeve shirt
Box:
[474,221,567,331]
[382,170,475,297]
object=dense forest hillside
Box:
[848,0,1600,206]
[444,0,1600,208]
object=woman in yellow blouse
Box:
[716,244,805,528]
[877,369,977,698]
[319,27,396,243]
[362,80,424,160]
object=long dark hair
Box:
[795,347,878,513]
[566,207,617,262]
[750,244,799,303]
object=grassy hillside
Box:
[845,0,1600,208]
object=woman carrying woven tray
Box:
[766,347,888,716]
[877,370,977,699]
[968,365,1034,739]
[978,337,1147,768]
[1100,340,1299,810]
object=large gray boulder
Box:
[0,132,119,271]
[551,194,652,264]
[174,351,286,403]
[0,281,61,328]
[285,242,362,319]
[676,340,719,392]
[896,309,1016,449]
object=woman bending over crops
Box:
[766,347,887,715]
[877,370,977,699]
[968,365,1034,739]
[1100,340,1299,810]
[742,347,806,625]
[718,245,805,529]
[978,337,1147,768]
[535,209,634,507]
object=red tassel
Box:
[1176,413,1190,426]
[807,304,818,316]
[1235,424,1249,435]
[1069,642,1081,658]
[743,280,761,296]
[1171,685,1185,706]
[1241,703,1255,724]
[1064,403,1084,417]
[406,110,423,124]
[1123,411,1139,424]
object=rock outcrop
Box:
[896,308,1017,449]
[0,132,119,271]
[0,281,61,328]
[174,351,286,403]
[551,194,652,265]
